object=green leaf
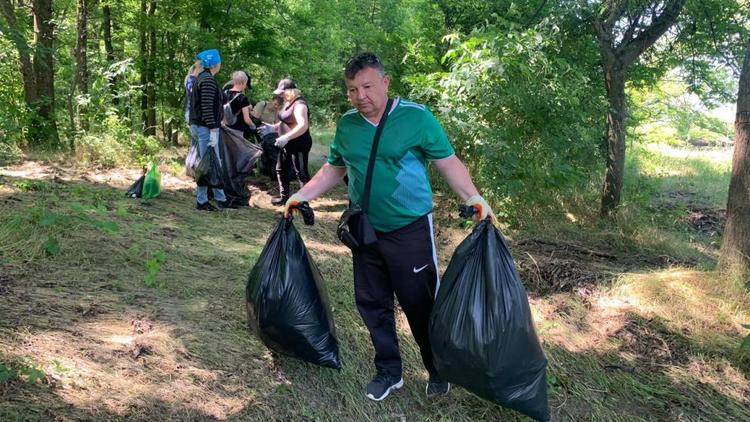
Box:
[0,363,18,383]
[741,335,750,351]
[20,366,45,384]
[44,236,60,256]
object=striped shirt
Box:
[190,70,222,129]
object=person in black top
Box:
[268,79,313,205]
[224,71,256,139]
[189,48,232,211]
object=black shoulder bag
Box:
[336,98,393,252]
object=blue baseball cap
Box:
[197,49,221,68]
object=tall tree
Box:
[138,0,157,136]
[74,0,90,132]
[146,0,156,137]
[101,0,118,105]
[0,0,60,148]
[719,36,750,279]
[585,0,687,215]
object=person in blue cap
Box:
[190,48,234,210]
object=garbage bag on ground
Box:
[125,175,144,198]
[185,140,200,179]
[142,162,161,199]
[246,216,341,369]
[195,144,224,188]
[219,127,262,207]
[429,219,550,421]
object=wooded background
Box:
[1,0,749,273]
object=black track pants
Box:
[352,214,440,378]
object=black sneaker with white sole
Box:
[426,373,450,398]
[366,374,404,401]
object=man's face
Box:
[345,67,389,120]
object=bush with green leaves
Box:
[74,111,161,168]
[408,19,606,224]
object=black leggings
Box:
[276,138,311,196]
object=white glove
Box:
[274,135,290,148]
[209,129,219,147]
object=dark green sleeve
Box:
[421,107,455,160]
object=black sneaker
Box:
[426,373,450,398]
[196,201,218,211]
[216,200,238,209]
[366,373,404,401]
[271,195,288,206]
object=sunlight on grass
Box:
[629,142,732,207]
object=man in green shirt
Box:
[284,52,494,402]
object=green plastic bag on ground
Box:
[142,162,161,199]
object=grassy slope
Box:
[0,142,748,421]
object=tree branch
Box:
[618,0,687,66]
[604,0,629,31]
[620,9,643,46]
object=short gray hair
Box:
[232,71,248,85]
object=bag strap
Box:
[361,97,393,213]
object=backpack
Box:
[223,92,242,126]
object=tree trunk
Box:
[0,0,37,107]
[74,0,89,132]
[145,0,157,137]
[31,0,60,148]
[102,1,119,105]
[601,64,627,216]
[139,0,148,134]
[719,37,750,279]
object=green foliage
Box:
[44,236,60,256]
[741,324,750,351]
[0,362,18,383]
[144,250,166,288]
[410,18,605,224]
[75,111,161,167]
[0,360,45,385]
[629,77,733,147]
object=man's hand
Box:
[465,195,495,223]
[275,135,290,148]
[209,129,219,147]
[283,193,306,218]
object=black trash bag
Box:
[429,219,550,421]
[125,175,145,198]
[195,145,223,188]
[219,127,263,207]
[258,127,279,179]
[245,215,341,369]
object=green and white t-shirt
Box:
[328,97,455,232]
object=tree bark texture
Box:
[601,64,627,215]
[31,0,60,148]
[145,0,157,137]
[102,2,119,105]
[719,36,750,279]
[74,0,89,131]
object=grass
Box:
[0,142,748,421]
